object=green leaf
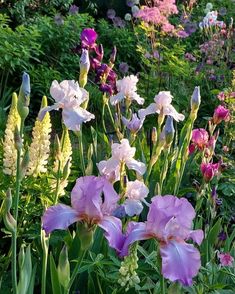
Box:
[208,219,221,246]
[50,254,62,294]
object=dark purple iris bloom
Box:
[81,28,98,49]
[90,44,104,70]
[96,63,117,95]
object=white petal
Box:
[126,158,146,175]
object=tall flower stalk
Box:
[12,72,30,294]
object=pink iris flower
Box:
[39,80,95,131]
[190,128,209,152]
[200,162,220,182]
[218,252,234,267]
[81,28,97,49]
[212,105,230,124]
[42,176,120,235]
[102,195,203,286]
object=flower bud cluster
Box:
[118,244,140,291]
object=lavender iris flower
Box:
[42,176,120,235]
[102,195,203,286]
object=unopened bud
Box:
[79,49,90,88]
[18,72,30,121]
[110,46,117,65]
[54,134,61,160]
[19,148,30,181]
[164,116,175,145]
[14,126,22,151]
[191,86,201,112]
[62,159,71,180]
[3,212,16,233]
[151,127,157,143]
[58,246,70,289]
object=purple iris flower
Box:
[119,62,129,74]
[103,195,203,286]
[42,176,120,235]
[122,113,145,133]
[95,64,117,95]
[81,28,97,49]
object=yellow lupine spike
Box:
[3,93,21,176]
[27,96,52,176]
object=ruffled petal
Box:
[38,103,61,121]
[126,158,146,175]
[110,92,124,105]
[98,215,125,254]
[120,222,149,257]
[62,107,95,131]
[138,103,157,119]
[124,199,143,216]
[71,176,104,222]
[160,240,201,286]
[163,105,185,122]
[188,229,204,245]
[131,93,145,105]
[42,204,79,235]
[101,178,119,215]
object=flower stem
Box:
[66,250,86,294]
[77,129,86,176]
[160,275,166,294]
[12,121,24,294]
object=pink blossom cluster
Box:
[217,91,235,101]
[135,0,178,33]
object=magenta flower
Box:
[212,105,230,124]
[191,128,209,150]
[81,28,97,49]
[42,176,119,235]
[103,195,203,286]
[200,162,220,182]
[218,252,234,267]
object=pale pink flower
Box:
[39,80,95,131]
[122,113,145,133]
[138,91,185,122]
[97,139,146,181]
[123,180,149,216]
[218,252,234,267]
[110,75,144,105]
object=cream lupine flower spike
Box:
[52,128,72,196]
[27,96,52,176]
[3,93,21,175]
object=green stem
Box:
[160,275,165,294]
[101,102,107,133]
[77,130,86,176]
[66,250,86,294]
[41,240,49,294]
[159,149,169,194]
[145,144,163,184]
[12,120,24,294]
[11,231,17,294]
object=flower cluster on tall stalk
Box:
[3,93,21,176]
[27,96,51,176]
